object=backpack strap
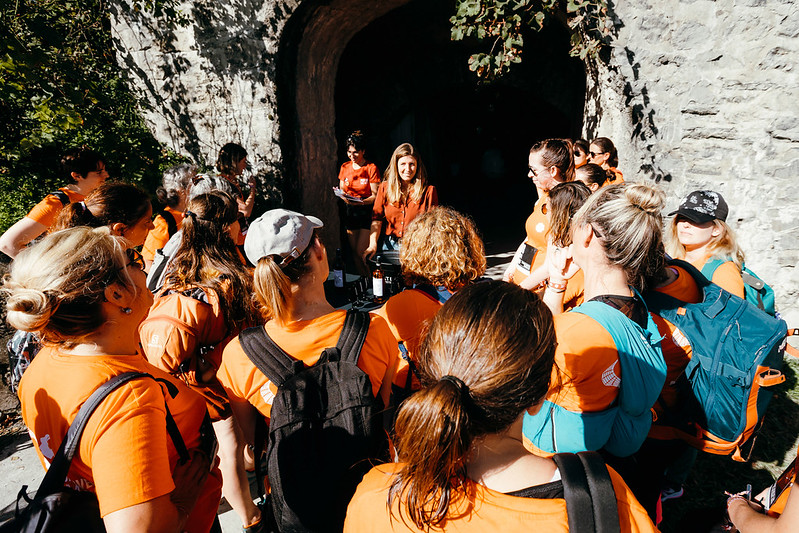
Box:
[414,284,453,305]
[238,326,304,388]
[159,209,178,237]
[553,452,620,533]
[333,309,370,364]
[700,257,727,282]
[49,190,70,206]
[36,372,189,496]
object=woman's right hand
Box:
[362,245,377,262]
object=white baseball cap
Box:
[244,209,323,266]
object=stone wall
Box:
[590,0,799,323]
[110,0,799,320]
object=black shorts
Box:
[344,204,373,230]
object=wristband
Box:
[546,279,567,292]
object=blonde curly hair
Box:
[400,207,486,290]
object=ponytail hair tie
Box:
[77,201,87,213]
[440,375,470,399]
[184,209,197,219]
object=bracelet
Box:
[546,280,567,292]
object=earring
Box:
[122,307,133,315]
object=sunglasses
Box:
[124,248,146,271]
[588,151,606,158]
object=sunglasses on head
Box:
[124,248,145,271]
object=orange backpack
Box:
[139,287,233,420]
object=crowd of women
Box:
[0,136,794,533]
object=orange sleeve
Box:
[82,381,176,516]
[368,163,381,183]
[26,195,66,228]
[608,467,660,532]
[422,185,438,211]
[141,214,170,261]
[372,182,387,221]
[711,261,745,299]
[550,312,620,412]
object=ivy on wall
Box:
[450,0,612,80]
[0,0,187,233]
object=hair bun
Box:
[5,287,59,333]
[625,183,665,214]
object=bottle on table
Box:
[333,248,345,289]
[372,257,385,304]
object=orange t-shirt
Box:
[548,311,621,413]
[217,310,398,419]
[690,256,745,299]
[372,182,438,239]
[650,265,702,411]
[373,288,447,388]
[511,195,549,285]
[18,347,222,529]
[26,187,85,229]
[142,206,185,261]
[339,161,381,199]
[344,462,658,532]
[606,167,624,185]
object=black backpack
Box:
[0,372,190,533]
[553,452,621,533]
[238,310,388,533]
[157,209,178,238]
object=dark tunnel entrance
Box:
[333,0,587,245]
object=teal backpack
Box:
[645,259,788,461]
[701,258,776,316]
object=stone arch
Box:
[278,0,586,245]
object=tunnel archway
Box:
[279,0,586,248]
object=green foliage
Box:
[450,0,612,80]
[0,0,187,233]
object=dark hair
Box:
[591,137,619,168]
[574,139,589,156]
[575,163,612,189]
[60,147,105,181]
[390,281,556,528]
[216,143,248,177]
[54,182,151,231]
[346,130,366,152]
[165,191,258,327]
[548,182,592,247]
[530,138,575,181]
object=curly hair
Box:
[400,207,486,290]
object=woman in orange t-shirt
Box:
[364,143,437,260]
[6,227,221,532]
[665,189,745,298]
[0,147,108,260]
[504,138,575,288]
[588,137,624,184]
[139,191,263,532]
[53,182,155,249]
[338,131,381,276]
[374,207,486,397]
[142,163,196,269]
[344,281,657,533]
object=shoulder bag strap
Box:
[414,284,452,305]
[49,190,70,206]
[335,309,370,365]
[553,452,594,533]
[159,210,178,237]
[577,451,620,532]
[36,372,185,496]
[238,326,302,388]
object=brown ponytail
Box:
[390,281,556,528]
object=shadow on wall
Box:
[109,0,286,214]
[592,0,673,184]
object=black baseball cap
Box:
[668,190,729,224]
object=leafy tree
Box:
[450,0,613,80]
[0,0,186,233]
